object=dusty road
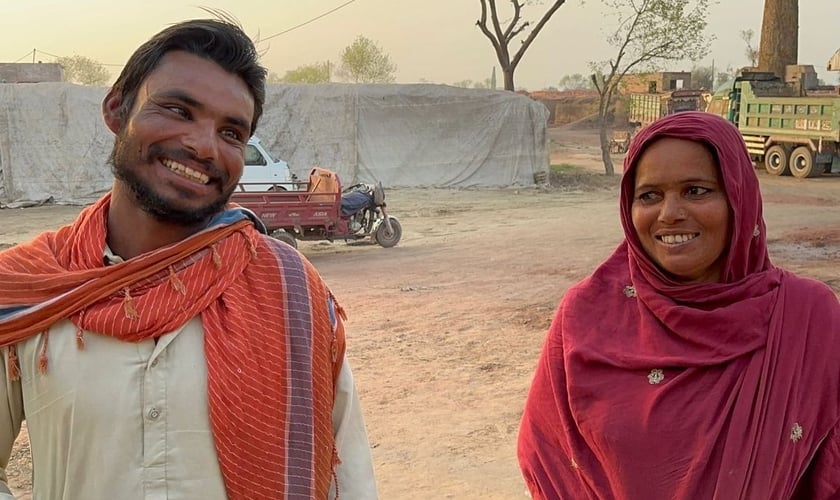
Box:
[1,129,838,498]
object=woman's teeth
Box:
[660,234,697,244]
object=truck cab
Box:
[240,136,296,191]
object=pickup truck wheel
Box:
[764,145,791,176]
[267,185,287,192]
[374,218,402,248]
[271,230,298,248]
[789,146,820,178]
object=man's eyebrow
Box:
[155,90,250,131]
[157,89,201,108]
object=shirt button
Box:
[148,408,161,420]
[150,358,159,368]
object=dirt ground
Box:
[1,128,838,499]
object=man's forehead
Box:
[136,51,254,123]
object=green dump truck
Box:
[707,71,840,178]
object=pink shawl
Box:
[518,112,840,499]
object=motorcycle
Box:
[230,169,402,249]
[340,182,402,247]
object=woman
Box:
[517,111,840,499]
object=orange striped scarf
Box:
[0,193,345,499]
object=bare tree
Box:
[476,0,567,91]
[56,55,110,86]
[590,0,710,175]
[758,0,798,79]
[690,65,714,89]
[740,29,759,67]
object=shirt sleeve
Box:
[0,348,25,498]
[329,357,378,500]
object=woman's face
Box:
[631,138,731,284]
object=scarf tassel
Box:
[332,445,342,500]
[168,266,187,295]
[123,287,140,320]
[6,331,51,379]
[210,243,222,269]
[38,331,49,375]
[7,346,20,381]
[239,229,258,259]
[75,326,86,350]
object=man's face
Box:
[106,50,254,226]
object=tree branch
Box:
[476,0,505,57]
[511,1,568,68]
[502,0,524,41]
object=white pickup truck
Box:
[240,136,296,191]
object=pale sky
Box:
[2,0,838,90]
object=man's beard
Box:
[109,132,234,226]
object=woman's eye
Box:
[687,186,711,196]
[637,191,659,203]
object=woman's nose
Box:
[658,195,687,222]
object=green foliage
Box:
[337,36,397,84]
[279,62,331,84]
[589,0,712,175]
[557,73,594,90]
[55,55,110,86]
[550,163,585,174]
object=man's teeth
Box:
[162,159,209,184]
[660,234,697,244]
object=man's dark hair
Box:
[111,19,266,134]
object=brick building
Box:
[619,71,692,94]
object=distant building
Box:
[620,71,692,94]
[526,90,602,126]
[0,63,63,83]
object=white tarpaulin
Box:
[0,82,548,206]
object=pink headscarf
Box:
[518,112,840,499]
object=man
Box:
[0,19,377,499]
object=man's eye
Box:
[166,106,188,117]
[221,129,243,142]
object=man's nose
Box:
[182,122,219,161]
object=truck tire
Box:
[271,230,298,249]
[764,145,791,176]
[789,146,821,178]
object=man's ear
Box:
[102,89,124,134]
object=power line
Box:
[14,50,34,63]
[261,0,359,42]
[21,49,125,67]
[7,2,361,68]
[35,49,62,59]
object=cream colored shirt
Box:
[0,317,378,499]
